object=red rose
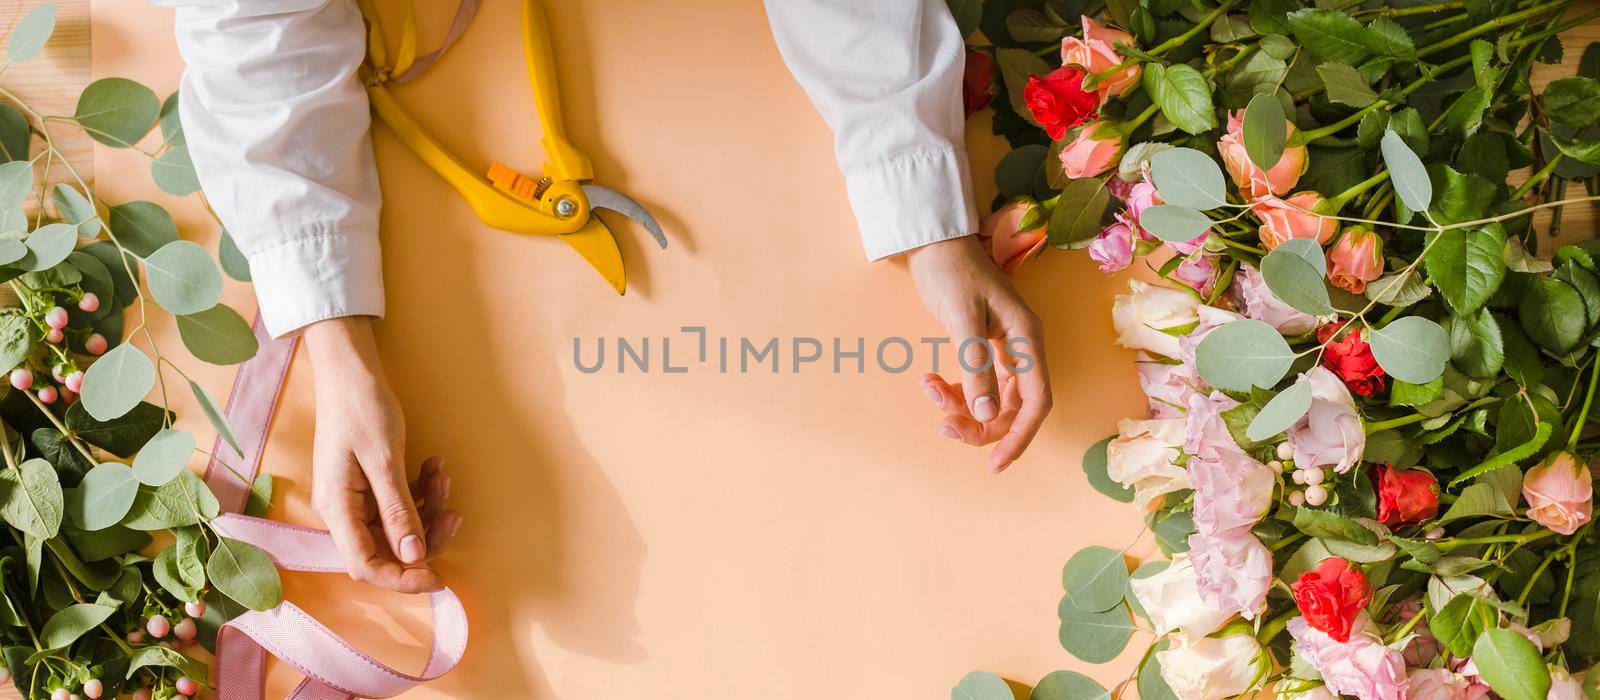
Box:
[963,49,997,118]
[1317,322,1387,396]
[1291,557,1373,643]
[1023,66,1098,140]
[1374,464,1440,526]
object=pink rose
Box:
[1088,215,1136,273]
[1061,121,1125,179]
[1548,669,1586,700]
[1522,452,1594,535]
[1328,226,1385,294]
[1235,265,1321,336]
[1288,615,1407,700]
[1190,448,1276,536]
[1184,390,1242,461]
[1288,368,1366,474]
[1220,110,1308,199]
[977,200,1049,274]
[1136,352,1201,419]
[1060,17,1141,101]
[1408,669,1487,700]
[1126,177,1160,220]
[1178,305,1246,370]
[1253,192,1337,251]
[1188,529,1271,619]
[1172,254,1217,296]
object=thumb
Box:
[365,453,428,565]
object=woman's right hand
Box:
[303,318,462,593]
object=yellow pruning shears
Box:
[359,0,667,294]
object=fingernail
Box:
[399,535,424,564]
[923,385,942,407]
[939,427,961,441]
[442,477,453,500]
[992,459,1013,474]
[447,515,463,539]
[973,396,997,421]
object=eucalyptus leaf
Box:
[1370,316,1449,384]
[952,672,1013,700]
[151,145,200,196]
[80,343,156,422]
[1195,319,1296,391]
[1261,241,1334,314]
[20,223,76,272]
[1061,546,1129,612]
[1030,670,1111,700]
[190,379,241,454]
[1246,377,1313,440]
[106,201,177,257]
[176,303,258,365]
[1150,147,1227,209]
[132,429,195,486]
[218,230,251,282]
[145,240,222,314]
[65,463,139,531]
[39,602,115,650]
[1057,600,1136,663]
[1083,435,1135,503]
[0,458,62,539]
[1243,93,1288,172]
[1140,205,1213,243]
[1382,130,1433,212]
[207,537,283,611]
[5,4,54,64]
[75,78,160,148]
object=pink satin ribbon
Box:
[202,318,468,699]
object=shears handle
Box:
[523,0,592,183]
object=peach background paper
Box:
[84,0,1154,697]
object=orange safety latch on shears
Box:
[357,0,667,294]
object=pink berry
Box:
[36,386,56,404]
[44,307,68,330]
[184,601,207,618]
[77,293,100,313]
[50,364,65,382]
[8,368,31,391]
[85,333,107,355]
[46,328,63,344]
[173,617,197,641]
[132,690,151,700]
[83,679,102,700]
[175,677,199,696]
[126,630,146,643]
[60,388,76,404]
[146,614,170,639]
[51,688,68,700]
[63,371,83,394]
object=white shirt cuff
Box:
[842,147,979,260]
[244,231,385,338]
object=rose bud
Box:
[1291,556,1373,643]
[1523,452,1594,535]
[1374,464,1440,526]
[962,48,997,118]
[1328,226,1384,294]
[1252,192,1336,251]
[1316,322,1387,397]
[1060,17,1142,100]
[976,199,1048,274]
[1219,110,1307,199]
[1023,65,1099,140]
[1059,120,1125,180]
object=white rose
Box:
[1129,554,1233,638]
[1106,417,1189,510]
[1113,280,1200,359]
[1158,631,1268,700]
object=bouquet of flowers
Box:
[951,0,1600,698]
[0,5,282,699]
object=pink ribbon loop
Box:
[203,321,468,699]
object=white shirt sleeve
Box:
[764,0,979,261]
[156,0,383,338]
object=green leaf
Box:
[207,537,282,611]
[945,0,984,38]
[1195,319,1295,391]
[1142,64,1218,135]
[1083,436,1135,503]
[81,240,139,306]
[190,379,241,454]
[1057,600,1135,663]
[952,671,1013,700]
[1370,316,1449,384]
[65,463,138,531]
[1246,377,1313,440]
[1473,628,1551,700]
[1544,77,1600,128]
[1048,178,1111,250]
[32,428,93,483]
[1519,276,1587,353]
[126,645,209,684]
[1426,225,1507,316]
[1287,9,1374,64]
[1445,310,1504,379]
[39,602,115,650]
[1293,507,1379,545]
[6,4,55,64]
[1382,130,1433,212]
[74,78,160,148]
[246,472,273,518]
[176,303,258,366]
[1450,422,1553,487]
[0,160,32,208]
[1318,62,1379,108]
[80,343,156,421]
[1364,17,1415,58]
[1140,205,1213,243]
[1433,594,1496,656]
[1061,546,1129,612]
[121,470,218,530]
[997,145,1048,199]
[996,48,1051,129]
[1390,377,1443,406]
[151,145,200,197]
[107,201,177,257]
[153,526,205,603]
[1243,93,1288,172]
[1030,670,1111,700]
[159,92,184,146]
[1503,236,1552,274]
[1136,640,1178,700]
[1150,147,1227,210]
[218,230,250,282]
[0,313,32,373]
[66,401,170,458]
[0,459,62,539]
[132,429,195,486]
[20,223,77,272]
[0,104,29,163]
[1261,239,1334,314]
[145,240,222,314]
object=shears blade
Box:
[582,184,668,250]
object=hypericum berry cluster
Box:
[7,285,110,407]
[1272,442,1331,507]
